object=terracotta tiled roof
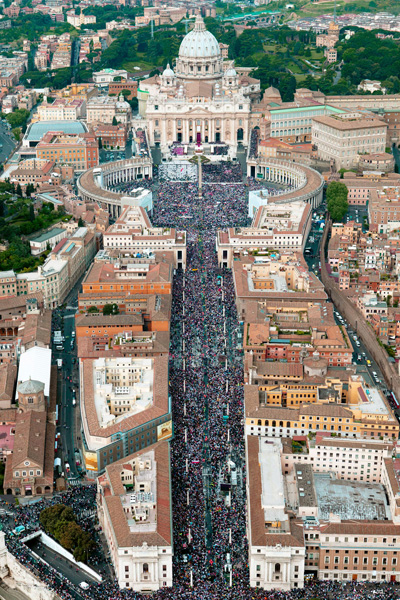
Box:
[384,458,400,496]
[12,410,46,468]
[0,364,17,402]
[102,442,171,548]
[254,362,303,378]
[322,521,400,535]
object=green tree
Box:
[16,184,22,197]
[98,137,102,149]
[87,306,99,313]
[112,116,118,126]
[326,181,349,222]
[78,217,85,227]
[103,303,119,315]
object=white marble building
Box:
[138,15,260,152]
[97,443,173,591]
[246,436,305,591]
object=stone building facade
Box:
[139,16,260,152]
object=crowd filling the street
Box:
[0,163,398,600]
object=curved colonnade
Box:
[247,157,324,209]
[77,157,153,218]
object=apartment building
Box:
[38,97,86,121]
[245,378,399,441]
[103,206,186,270]
[97,442,172,591]
[50,33,71,70]
[0,228,94,307]
[233,253,327,319]
[87,95,132,126]
[34,50,49,70]
[317,521,400,583]
[135,6,186,26]
[36,131,98,171]
[242,304,352,371]
[75,309,170,359]
[90,123,127,149]
[66,11,96,27]
[342,172,400,205]
[368,187,400,233]
[312,113,387,169]
[217,200,312,268]
[380,109,400,146]
[3,3,19,17]
[357,292,388,321]
[10,158,56,186]
[81,260,172,298]
[49,227,96,290]
[80,354,171,476]
[280,435,392,483]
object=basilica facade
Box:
[138,15,260,152]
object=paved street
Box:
[26,537,99,589]
[52,278,83,483]
[0,120,17,164]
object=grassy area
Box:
[295,0,400,17]
[293,73,308,83]
[287,61,304,74]
[122,59,156,71]
[297,0,346,17]
[310,49,324,60]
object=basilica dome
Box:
[179,15,221,59]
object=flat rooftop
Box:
[314,473,390,521]
[259,437,287,523]
[256,200,308,231]
[356,384,391,416]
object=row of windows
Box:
[15,469,41,477]
[326,556,396,565]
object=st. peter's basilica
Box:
[138,15,261,153]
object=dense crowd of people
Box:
[2,165,400,600]
[248,128,260,159]
[202,162,243,183]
